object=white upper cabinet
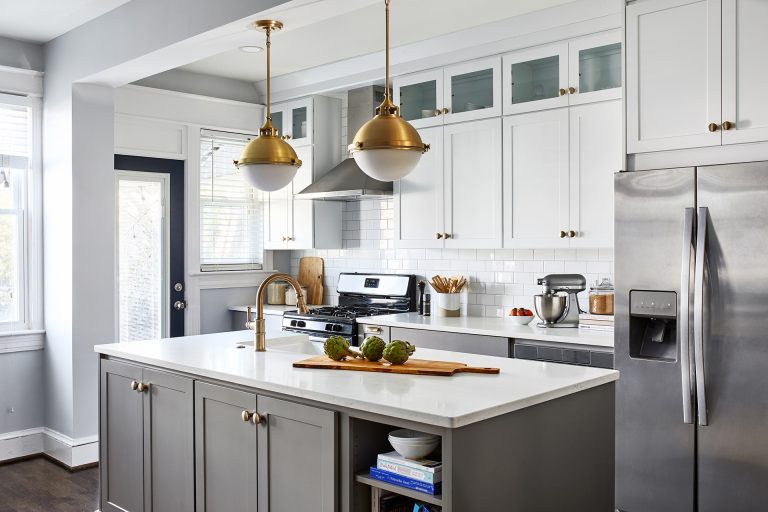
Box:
[503,109,570,248]
[568,100,622,248]
[626,0,723,153]
[443,118,503,249]
[503,100,621,249]
[270,97,314,146]
[503,31,621,115]
[394,57,502,128]
[721,0,768,145]
[394,126,445,248]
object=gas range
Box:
[282,273,417,344]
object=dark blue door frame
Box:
[115,155,185,337]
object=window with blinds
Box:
[0,98,31,328]
[199,129,264,272]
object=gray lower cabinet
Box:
[390,326,511,357]
[100,360,194,512]
[194,382,338,512]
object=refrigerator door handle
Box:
[694,207,709,426]
[680,207,695,424]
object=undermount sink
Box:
[238,333,325,355]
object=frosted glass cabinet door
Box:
[443,56,502,124]
[503,42,569,115]
[626,0,722,153]
[503,109,570,248]
[287,98,313,146]
[568,30,622,106]
[722,0,768,145]
[394,126,445,249]
[394,69,444,129]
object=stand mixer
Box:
[534,274,586,328]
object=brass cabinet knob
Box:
[286,236,293,242]
[281,134,291,140]
[241,410,264,424]
[130,380,139,391]
[559,230,567,238]
[558,88,567,96]
[434,109,442,117]
[435,232,443,239]
[568,230,577,238]
[137,382,149,393]
[722,121,734,131]
[443,233,451,239]
[241,410,253,422]
[441,108,450,115]
[568,86,576,94]
[708,122,720,132]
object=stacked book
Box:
[579,313,614,332]
[371,451,442,496]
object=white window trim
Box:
[0,93,44,352]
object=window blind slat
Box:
[199,130,264,271]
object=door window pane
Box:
[118,178,166,342]
[271,111,284,137]
[399,80,438,121]
[579,43,622,93]
[292,106,307,139]
[451,68,494,114]
[511,55,560,104]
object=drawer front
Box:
[390,327,510,357]
[513,340,614,369]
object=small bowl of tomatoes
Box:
[508,307,535,325]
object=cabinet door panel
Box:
[503,109,570,248]
[288,98,313,147]
[394,126,444,248]
[569,101,622,248]
[394,69,444,129]
[195,382,258,512]
[265,185,290,249]
[503,43,569,115]
[626,0,722,153]
[722,0,768,145]
[567,30,622,106]
[143,369,194,512]
[288,145,314,249]
[444,56,502,124]
[443,118,503,249]
[101,360,145,512]
[257,396,337,512]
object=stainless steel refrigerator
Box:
[615,163,768,512]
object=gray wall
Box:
[200,287,260,334]
[0,351,45,433]
[133,69,260,103]
[0,35,44,71]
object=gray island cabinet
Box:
[96,330,618,512]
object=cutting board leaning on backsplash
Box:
[298,256,324,305]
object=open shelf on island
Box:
[356,471,443,507]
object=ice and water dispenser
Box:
[629,290,678,361]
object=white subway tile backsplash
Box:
[286,203,612,317]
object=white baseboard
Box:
[0,427,98,468]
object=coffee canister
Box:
[588,278,615,315]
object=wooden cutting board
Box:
[298,257,324,305]
[293,356,500,376]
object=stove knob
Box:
[325,323,334,331]
[290,320,298,327]
[332,324,343,332]
[297,320,306,328]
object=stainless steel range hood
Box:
[296,86,392,201]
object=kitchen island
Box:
[95,330,618,512]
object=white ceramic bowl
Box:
[388,429,440,459]
[507,314,535,325]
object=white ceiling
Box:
[180,0,573,82]
[0,0,131,43]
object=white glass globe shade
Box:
[240,163,299,192]
[352,149,423,182]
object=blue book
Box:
[370,467,442,495]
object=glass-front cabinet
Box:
[268,98,313,146]
[394,56,501,128]
[503,30,621,114]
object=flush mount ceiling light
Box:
[234,20,302,192]
[348,0,429,182]
[238,45,264,53]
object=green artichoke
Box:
[360,336,386,362]
[382,340,416,365]
[323,336,361,361]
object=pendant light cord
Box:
[266,26,272,121]
[385,0,390,100]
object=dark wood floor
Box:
[0,457,98,512]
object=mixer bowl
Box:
[534,294,567,324]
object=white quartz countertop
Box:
[355,313,614,349]
[94,330,618,429]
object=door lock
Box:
[174,300,187,311]
[174,282,184,292]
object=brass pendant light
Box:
[235,20,302,192]
[348,0,429,182]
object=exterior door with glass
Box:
[115,155,185,341]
